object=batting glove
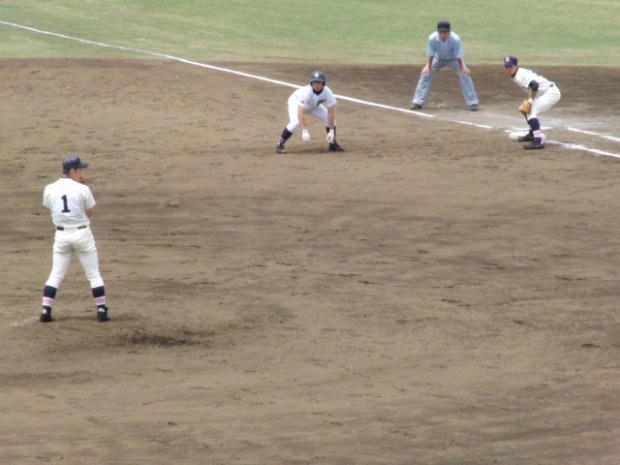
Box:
[301,129,311,142]
[326,129,335,143]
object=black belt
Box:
[56,225,87,231]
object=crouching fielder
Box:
[276,70,344,154]
[40,155,109,323]
[504,55,561,150]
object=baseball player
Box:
[411,20,479,111]
[504,55,561,150]
[275,70,344,154]
[40,156,109,323]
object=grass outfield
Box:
[0,0,619,65]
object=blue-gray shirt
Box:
[426,31,464,60]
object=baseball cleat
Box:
[523,140,544,150]
[96,306,110,322]
[40,307,53,323]
[329,142,345,152]
[275,143,287,154]
[468,104,479,111]
[411,103,423,110]
[518,133,534,142]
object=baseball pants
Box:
[285,95,334,133]
[45,227,104,289]
[413,58,478,107]
[530,85,561,118]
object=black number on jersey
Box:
[61,195,70,213]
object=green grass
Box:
[0,0,618,65]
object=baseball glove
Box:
[518,99,532,114]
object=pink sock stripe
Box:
[95,296,107,305]
[42,297,55,306]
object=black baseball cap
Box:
[437,21,451,32]
[62,155,89,173]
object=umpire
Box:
[411,20,479,111]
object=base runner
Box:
[275,70,344,154]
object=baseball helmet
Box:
[310,70,326,84]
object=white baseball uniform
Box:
[43,177,104,291]
[285,84,338,133]
[511,67,561,118]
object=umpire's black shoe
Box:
[329,142,345,152]
[468,104,479,111]
[411,103,423,110]
[276,143,287,154]
[523,140,544,150]
[40,307,53,323]
[96,306,110,322]
[518,132,534,142]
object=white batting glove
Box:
[301,129,311,142]
[326,129,335,143]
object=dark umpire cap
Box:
[437,20,451,32]
[63,155,89,173]
[504,56,518,67]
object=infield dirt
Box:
[1,59,619,465]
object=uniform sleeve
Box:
[426,34,436,57]
[83,186,96,210]
[296,87,313,109]
[453,36,464,59]
[42,185,51,209]
[324,88,337,107]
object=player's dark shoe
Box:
[40,307,53,323]
[468,104,479,111]
[276,143,287,154]
[518,133,534,142]
[329,142,345,152]
[411,103,423,110]
[523,140,544,150]
[96,306,109,322]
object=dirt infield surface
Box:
[1,59,619,465]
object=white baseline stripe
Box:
[0,20,435,119]
[1,19,619,159]
[547,141,620,159]
[0,20,301,90]
[336,95,434,118]
[567,127,620,143]
[455,120,493,129]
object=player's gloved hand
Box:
[518,99,532,114]
[326,129,335,143]
[301,129,311,142]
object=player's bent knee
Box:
[86,275,104,289]
[286,123,300,133]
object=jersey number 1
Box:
[61,195,71,213]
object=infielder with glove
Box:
[411,20,479,111]
[40,156,109,323]
[504,55,561,150]
[276,70,344,154]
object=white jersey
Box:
[43,177,95,228]
[291,84,337,110]
[511,67,556,96]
